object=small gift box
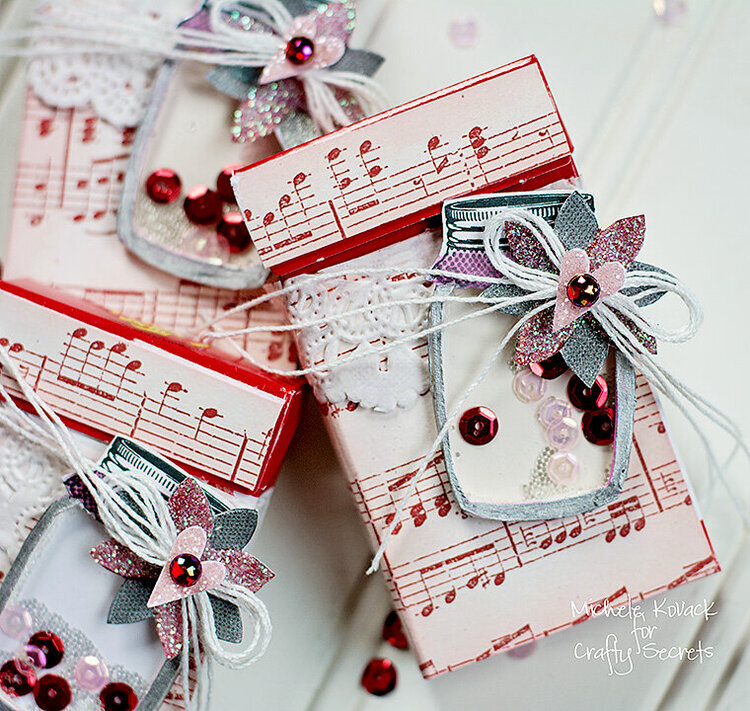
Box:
[0,280,303,499]
[228,55,719,676]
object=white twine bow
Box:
[0,0,387,134]
[194,208,749,573]
[0,344,271,711]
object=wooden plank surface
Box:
[1,1,749,709]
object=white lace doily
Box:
[285,274,432,412]
[26,0,189,127]
[0,424,67,575]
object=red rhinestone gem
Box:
[33,674,71,711]
[567,375,609,411]
[145,169,181,204]
[285,36,315,65]
[567,273,601,307]
[361,658,397,697]
[28,631,64,668]
[217,212,252,254]
[582,407,615,446]
[216,164,243,203]
[382,611,408,650]
[169,553,202,587]
[0,659,36,696]
[529,352,568,380]
[458,406,498,445]
[183,186,222,225]
[99,682,138,711]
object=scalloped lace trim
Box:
[285,275,431,412]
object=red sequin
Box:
[33,674,71,711]
[28,631,64,668]
[0,659,36,696]
[145,169,182,204]
[382,611,408,650]
[582,407,615,445]
[99,682,138,711]
[361,658,397,696]
[285,37,315,64]
[183,186,222,225]
[217,212,252,253]
[216,164,243,203]
[458,406,498,445]
[529,353,568,380]
[567,375,608,411]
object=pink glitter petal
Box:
[205,549,275,593]
[168,478,213,535]
[588,215,645,270]
[506,221,556,272]
[153,601,183,659]
[515,310,573,366]
[232,81,303,143]
[91,539,158,578]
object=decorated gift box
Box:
[0,278,304,708]
[223,54,727,676]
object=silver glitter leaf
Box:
[554,191,599,250]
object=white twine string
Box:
[0,344,271,711]
[0,0,388,134]
[194,208,749,570]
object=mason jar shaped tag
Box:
[426,191,667,520]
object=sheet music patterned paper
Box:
[5,93,295,369]
[329,373,717,677]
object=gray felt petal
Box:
[205,66,262,100]
[560,318,609,387]
[480,283,537,315]
[331,48,385,77]
[622,261,671,307]
[108,579,154,625]
[554,192,600,251]
[211,509,258,550]
[209,595,243,644]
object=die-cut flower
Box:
[479,192,671,386]
[90,478,273,659]
[190,0,385,142]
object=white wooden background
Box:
[1,0,750,709]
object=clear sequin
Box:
[546,417,579,451]
[0,605,32,640]
[537,397,572,428]
[512,369,547,403]
[546,452,580,486]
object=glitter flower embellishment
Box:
[196,0,385,142]
[481,192,670,386]
[90,478,273,659]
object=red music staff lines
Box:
[12,96,131,231]
[64,282,297,369]
[233,57,575,272]
[345,373,715,679]
[0,293,287,493]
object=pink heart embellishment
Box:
[147,526,225,608]
[552,249,626,331]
